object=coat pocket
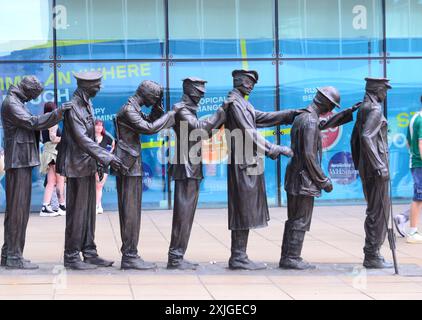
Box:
[114,141,139,172]
[16,128,35,143]
[299,169,318,193]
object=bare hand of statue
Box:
[351,102,362,112]
[324,179,333,193]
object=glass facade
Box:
[0,0,420,211]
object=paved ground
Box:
[1,204,422,300]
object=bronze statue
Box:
[281,87,360,270]
[351,77,393,269]
[56,71,123,270]
[167,77,229,270]
[225,69,300,270]
[1,76,70,269]
[113,80,175,270]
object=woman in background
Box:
[95,119,115,214]
[40,102,66,217]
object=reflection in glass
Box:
[168,0,274,58]
[56,0,165,59]
[279,0,383,57]
[386,0,422,56]
[0,0,53,61]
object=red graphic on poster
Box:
[320,111,343,151]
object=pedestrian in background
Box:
[40,102,66,217]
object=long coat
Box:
[225,89,300,230]
[351,95,389,180]
[169,94,226,181]
[1,85,63,171]
[113,96,174,176]
[285,104,354,197]
[56,89,113,178]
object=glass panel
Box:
[387,59,420,200]
[279,59,384,204]
[0,0,53,61]
[0,63,55,211]
[279,0,383,57]
[168,0,274,58]
[56,0,165,60]
[169,60,278,207]
[386,0,422,57]
[57,61,168,209]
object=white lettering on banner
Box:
[198,96,225,113]
[53,5,69,30]
[32,90,55,104]
[303,88,317,103]
[353,5,368,30]
[93,108,106,115]
[57,89,70,103]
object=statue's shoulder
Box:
[172,102,186,113]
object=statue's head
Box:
[19,76,44,102]
[136,80,163,107]
[74,71,103,98]
[232,70,258,96]
[314,86,341,114]
[182,77,207,105]
[365,77,392,102]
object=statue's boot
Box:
[229,230,266,271]
[84,256,114,267]
[279,223,315,270]
[121,256,156,270]
[6,257,38,270]
[363,252,393,269]
[64,260,97,270]
[167,258,198,270]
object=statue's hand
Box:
[375,168,390,181]
[324,179,333,193]
[221,92,236,111]
[153,101,165,114]
[110,155,123,173]
[58,102,72,117]
[351,102,362,112]
[271,145,294,160]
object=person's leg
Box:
[56,173,65,205]
[394,208,410,237]
[168,179,200,270]
[95,173,106,213]
[407,168,422,242]
[40,165,58,216]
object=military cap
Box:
[365,77,392,91]
[73,71,103,87]
[182,77,207,93]
[232,70,259,83]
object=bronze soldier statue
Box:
[168,77,229,270]
[1,76,70,269]
[113,80,175,270]
[281,87,360,270]
[56,71,123,270]
[225,69,300,270]
[351,78,393,269]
